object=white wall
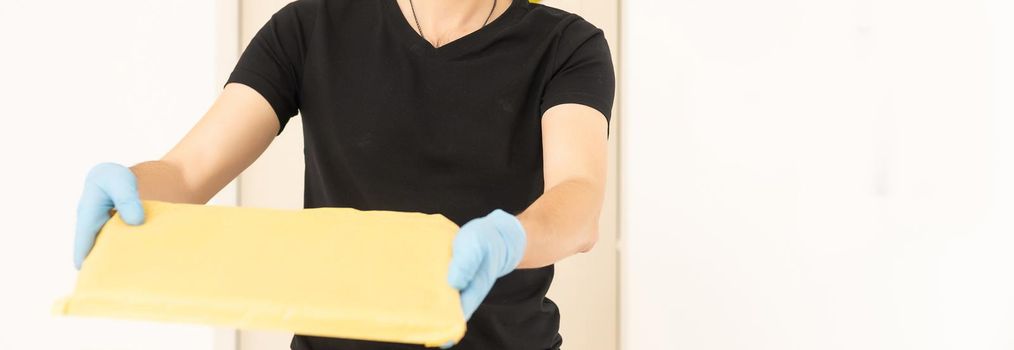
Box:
[621,0,1014,349]
[0,1,235,349]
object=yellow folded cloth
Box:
[54,201,465,347]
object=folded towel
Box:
[55,200,465,347]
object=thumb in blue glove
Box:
[74,162,145,270]
[446,209,527,322]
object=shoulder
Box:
[513,2,611,73]
[277,0,323,15]
[269,0,388,35]
[516,2,605,43]
[276,0,377,19]
[279,0,395,27]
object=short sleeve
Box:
[225,0,319,134]
[540,18,616,127]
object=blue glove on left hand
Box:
[447,209,527,321]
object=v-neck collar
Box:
[383,0,526,58]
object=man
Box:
[74,0,614,348]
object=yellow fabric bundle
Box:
[54,201,465,347]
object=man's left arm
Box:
[445,103,609,323]
[516,103,609,268]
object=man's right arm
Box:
[74,82,281,268]
[134,82,281,203]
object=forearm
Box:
[130,160,212,204]
[515,177,605,268]
[128,84,279,205]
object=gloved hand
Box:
[73,162,145,270]
[446,209,527,321]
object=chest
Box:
[296,22,555,161]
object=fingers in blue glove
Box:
[446,209,527,322]
[447,227,483,291]
[73,163,145,269]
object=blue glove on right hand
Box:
[73,162,145,270]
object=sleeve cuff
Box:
[224,68,298,134]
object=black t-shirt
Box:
[225,0,614,349]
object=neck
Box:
[419,0,492,24]
[401,0,504,47]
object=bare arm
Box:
[516,103,609,268]
[131,83,280,203]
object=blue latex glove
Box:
[73,162,145,270]
[447,209,527,321]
